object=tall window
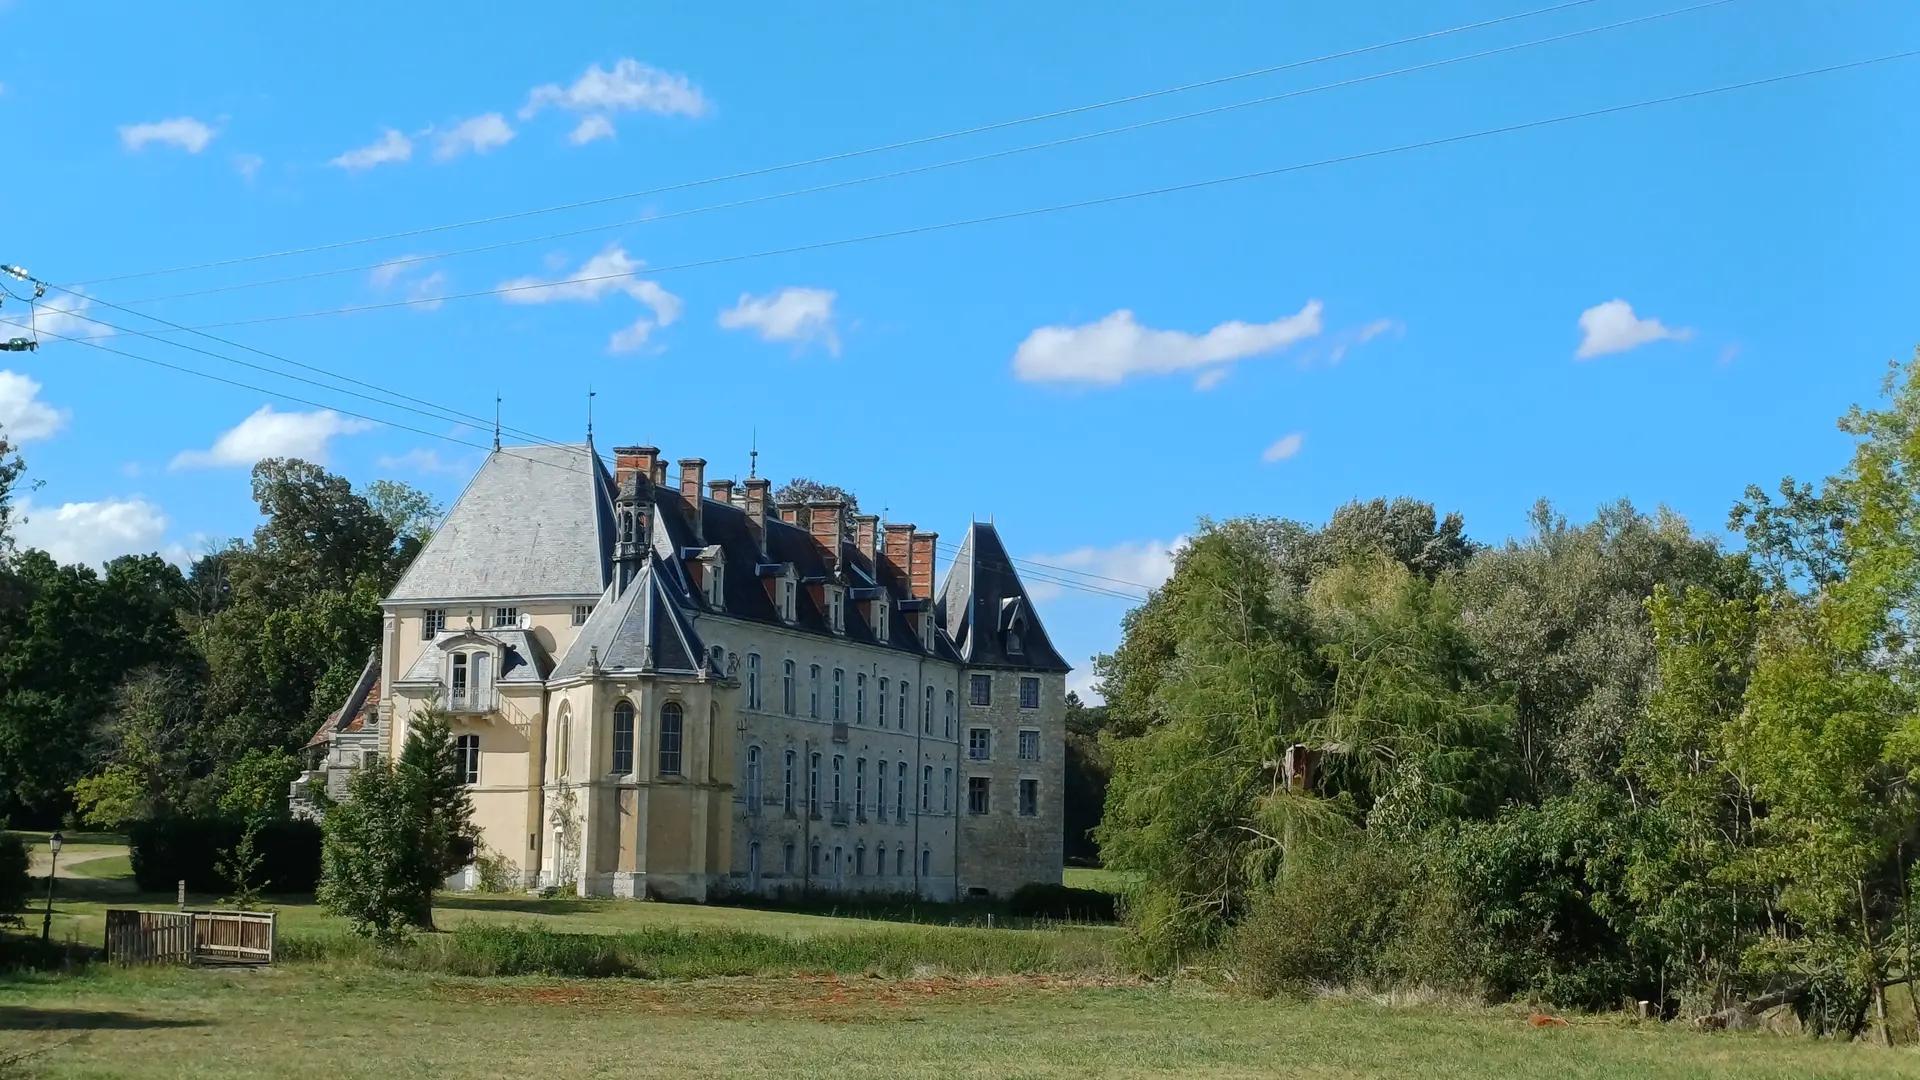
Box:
[855,758,867,818]
[921,765,932,811]
[895,848,905,876]
[1019,729,1040,761]
[611,700,636,774]
[923,686,934,734]
[746,746,762,813]
[1019,778,1039,817]
[657,701,684,776]
[970,673,992,706]
[493,606,518,628]
[809,665,821,719]
[782,660,796,716]
[1020,676,1040,710]
[454,734,480,785]
[832,668,844,722]
[945,690,955,739]
[968,776,990,815]
[896,761,907,821]
[898,681,908,732]
[942,767,953,814]
[829,589,844,632]
[573,603,594,626]
[809,752,821,817]
[877,678,889,727]
[875,600,888,641]
[855,672,867,725]
[969,728,991,761]
[421,608,446,639]
[783,749,796,813]
[783,842,795,875]
[811,842,821,876]
[832,755,845,813]
[450,653,468,706]
[781,580,797,622]
[855,845,866,876]
[746,653,762,710]
[921,848,931,878]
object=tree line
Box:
[1084,356,1920,1035]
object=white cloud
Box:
[370,257,447,310]
[233,153,264,181]
[14,497,171,568]
[1020,537,1185,603]
[0,369,68,442]
[1262,432,1305,463]
[1327,317,1400,364]
[170,406,374,470]
[1067,669,1104,705]
[521,58,709,123]
[1194,368,1230,391]
[569,115,615,145]
[435,113,514,160]
[330,128,413,170]
[1013,301,1323,386]
[717,287,839,355]
[1575,299,1693,359]
[376,447,469,477]
[0,290,111,344]
[497,246,681,353]
[119,117,215,154]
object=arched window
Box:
[782,659,796,715]
[923,686,934,733]
[611,700,636,775]
[809,752,821,817]
[809,665,821,719]
[877,677,889,727]
[832,754,845,814]
[658,701,684,775]
[745,746,762,813]
[810,842,822,876]
[471,652,491,709]
[783,749,796,813]
[920,848,931,878]
[855,844,866,876]
[898,681,908,732]
[831,667,844,722]
[895,847,905,876]
[450,652,469,708]
[945,690,955,739]
[783,842,795,876]
[746,653,762,710]
[554,704,573,780]
[855,672,866,725]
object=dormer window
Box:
[780,577,797,623]
[828,587,845,634]
[873,599,888,643]
[706,560,725,608]
[447,648,493,713]
[921,612,935,651]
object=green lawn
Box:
[1064,866,1136,894]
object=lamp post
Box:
[40,830,63,943]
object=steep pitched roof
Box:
[306,648,381,748]
[396,628,552,684]
[552,558,706,681]
[387,443,614,602]
[936,522,1071,672]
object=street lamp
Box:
[40,830,63,943]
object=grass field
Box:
[8,849,1919,1078]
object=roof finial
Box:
[493,393,501,453]
[749,427,758,480]
[586,385,596,441]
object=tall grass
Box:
[281,921,1122,980]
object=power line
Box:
[65,0,1606,289]
[122,49,1918,335]
[113,0,1734,310]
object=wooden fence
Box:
[104,909,276,966]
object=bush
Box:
[127,817,321,894]
[1007,883,1118,923]
[0,832,29,921]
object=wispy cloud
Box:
[376,447,471,477]
[1013,301,1323,387]
[1020,537,1185,603]
[14,496,177,568]
[370,256,448,310]
[0,369,69,442]
[170,406,374,470]
[435,113,515,160]
[330,128,413,171]
[718,287,840,355]
[232,153,264,181]
[498,245,681,354]
[119,116,215,153]
[521,58,709,142]
[1575,299,1692,359]
[569,115,615,145]
[0,291,111,344]
[1262,432,1305,463]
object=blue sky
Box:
[1,0,1916,697]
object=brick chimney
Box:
[614,446,657,488]
[854,514,879,566]
[649,458,668,487]
[807,500,844,572]
[777,503,802,527]
[882,523,913,589]
[709,478,735,506]
[678,458,706,541]
[908,531,938,600]
[742,478,771,554]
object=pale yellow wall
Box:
[383,601,596,709]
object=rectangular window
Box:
[855,758,867,819]
[493,606,518,628]
[855,672,866,725]
[783,660,796,716]
[809,665,821,719]
[874,760,885,817]
[970,673,992,706]
[856,846,865,876]
[878,678,889,727]
[945,691,955,739]
[657,705,683,776]
[1019,778,1038,817]
[611,708,635,775]
[943,767,953,814]
[830,589,843,632]
[896,848,905,876]
[573,604,594,627]
[421,609,446,639]
[746,747,762,813]
[924,686,934,733]
[1020,676,1040,709]
[454,734,480,785]
[832,668,844,722]
[811,843,821,875]
[1018,729,1040,761]
[899,681,908,732]
[896,762,907,821]
[783,749,796,813]
[875,601,888,641]
[968,728,992,761]
[921,765,932,812]
[969,776,990,815]
[782,580,796,622]
[921,848,931,878]
[832,755,845,816]
[809,752,821,817]
[747,653,762,710]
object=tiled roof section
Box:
[937,522,1071,672]
[552,559,706,680]
[307,649,381,748]
[396,628,553,684]
[387,443,614,602]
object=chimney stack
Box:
[909,531,937,600]
[777,502,802,527]
[882,523,913,589]
[854,514,879,566]
[613,446,656,488]
[650,458,668,487]
[743,478,771,554]
[807,500,844,571]
[678,458,706,541]
[709,478,735,506]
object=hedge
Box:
[1007,882,1118,923]
[127,818,323,894]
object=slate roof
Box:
[387,443,614,602]
[552,558,706,680]
[307,649,381,748]
[936,522,1071,672]
[397,628,553,684]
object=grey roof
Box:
[398,628,553,684]
[387,443,614,602]
[937,522,1071,672]
[552,559,705,681]
[306,648,381,748]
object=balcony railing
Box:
[446,687,496,713]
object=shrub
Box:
[0,832,28,923]
[127,817,321,893]
[1007,882,1118,923]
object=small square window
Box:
[493,607,518,628]
[1019,778,1038,817]
[968,776,990,815]
[572,604,593,626]
[970,673,992,706]
[1020,676,1040,709]
[968,728,991,761]
[421,609,446,639]
[1018,729,1039,761]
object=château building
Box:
[299,441,1069,901]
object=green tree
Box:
[363,478,443,547]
